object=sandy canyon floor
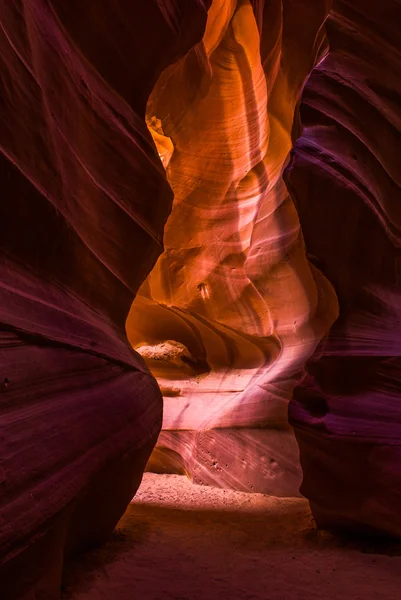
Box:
[62,473,401,600]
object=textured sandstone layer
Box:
[130,0,338,495]
[286,0,401,536]
[0,1,210,598]
[2,10,401,600]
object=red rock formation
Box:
[129,0,338,496]
[286,0,401,536]
[0,1,210,598]
[2,3,401,597]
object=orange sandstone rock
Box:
[128,0,338,495]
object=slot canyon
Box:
[1,1,401,599]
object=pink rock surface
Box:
[286,0,401,536]
[0,1,210,597]
[2,4,401,599]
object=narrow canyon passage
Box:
[1,0,401,598]
[128,0,338,498]
[62,474,401,600]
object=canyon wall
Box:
[287,0,401,537]
[135,0,401,537]
[0,1,210,598]
[1,2,401,597]
[130,0,339,496]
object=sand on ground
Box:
[62,473,401,600]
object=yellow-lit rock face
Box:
[127,0,338,495]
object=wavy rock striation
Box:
[0,1,210,597]
[2,7,401,598]
[286,0,401,536]
[129,0,338,495]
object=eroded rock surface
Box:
[129,0,338,495]
[2,6,401,598]
[0,1,210,597]
[286,0,401,536]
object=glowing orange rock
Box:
[128,0,338,495]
